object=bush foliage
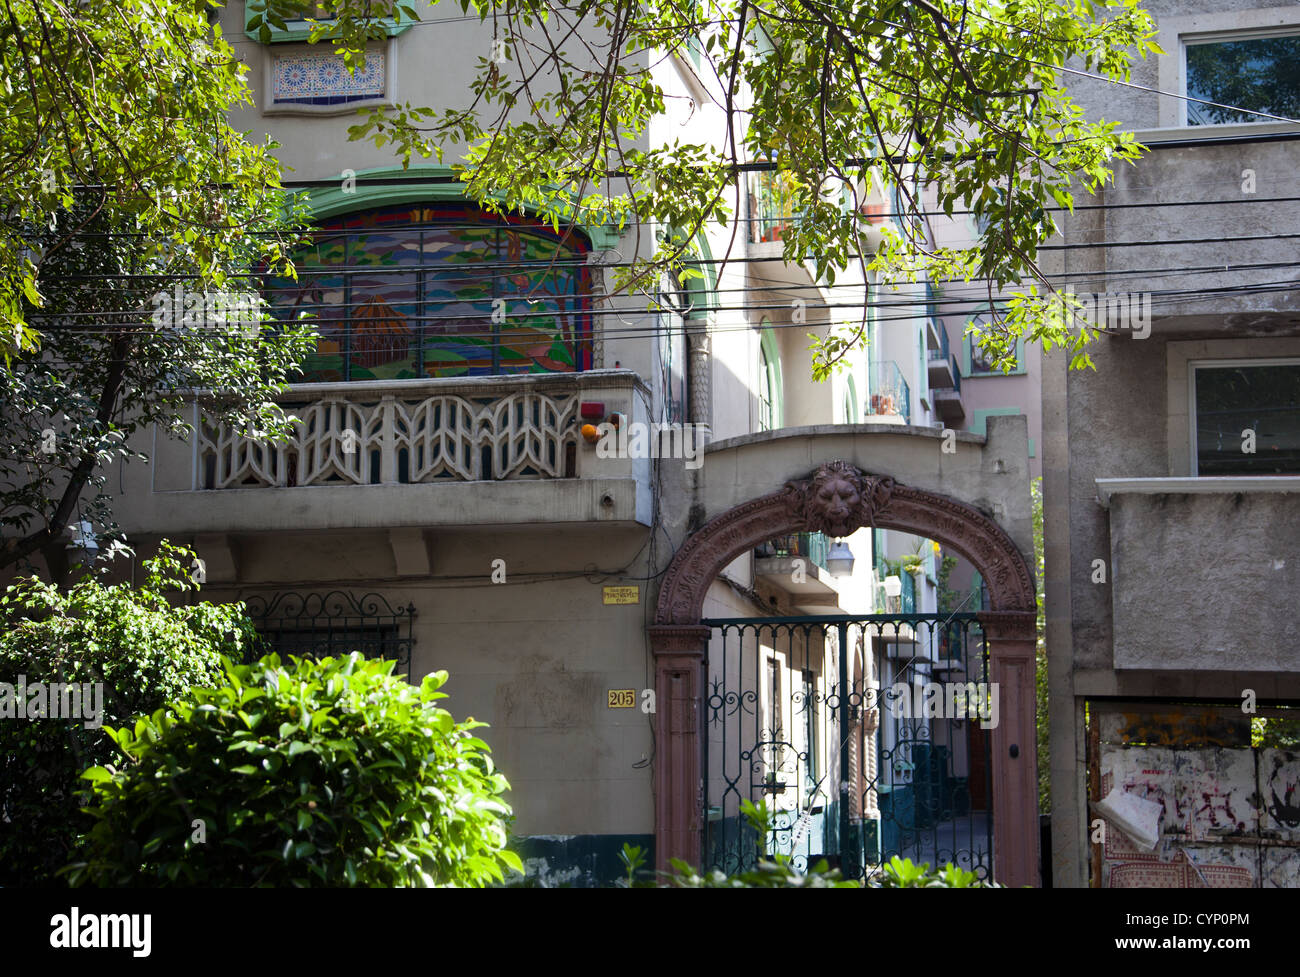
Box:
[0,543,253,885]
[68,653,521,887]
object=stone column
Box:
[979,610,1040,887]
[646,624,710,875]
[686,323,711,431]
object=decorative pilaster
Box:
[646,624,710,875]
[979,610,1040,888]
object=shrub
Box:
[0,542,252,885]
[67,653,521,887]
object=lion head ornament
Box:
[782,461,895,538]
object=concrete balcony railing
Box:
[194,372,622,489]
[1096,478,1300,671]
[129,370,655,536]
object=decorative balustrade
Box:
[194,372,641,489]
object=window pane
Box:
[1186,35,1300,125]
[1195,363,1300,475]
[272,203,592,382]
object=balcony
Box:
[932,356,964,422]
[926,324,956,388]
[1096,477,1300,671]
[749,170,801,246]
[866,361,910,424]
[131,370,655,536]
[746,169,822,287]
[754,531,842,609]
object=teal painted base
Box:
[507,834,654,888]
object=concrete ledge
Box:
[706,423,984,454]
[1097,476,1300,507]
[117,477,651,535]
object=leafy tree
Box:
[0,203,314,577]
[0,0,299,357]
[67,653,522,887]
[261,0,1160,373]
[1032,476,1048,814]
[0,1,316,575]
[0,542,253,886]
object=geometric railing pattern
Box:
[197,387,579,488]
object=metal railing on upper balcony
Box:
[874,569,917,614]
[925,282,940,322]
[756,532,830,572]
[749,170,802,244]
[866,361,910,423]
[192,371,642,489]
[927,322,951,364]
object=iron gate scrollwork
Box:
[701,613,993,883]
[241,591,416,678]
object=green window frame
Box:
[245,1,414,44]
[843,374,860,423]
[758,322,783,431]
[965,305,1026,377]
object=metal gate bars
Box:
[700,613,994,884]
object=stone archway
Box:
[648,461,1039,886]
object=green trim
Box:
[685,233,718,322]
[845,374,860,423]
[964,303,1026,376]
[245,1,414,44]
[294,165,624,250]
[686,34,704,69]
[969,407,1021,438]
[759,323,784,430]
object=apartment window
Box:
[758,323,783,431]
[1184,32,1300,125]
[243,591,417,678]
[767,655,784,769]
[802,670,818,787]
[246,1,413,43]
[1191,360,1300,475]
[965,307,1023,376]
[264,203,593,382]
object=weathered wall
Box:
[1046,0,1300,887]
[1108,489,1300,670]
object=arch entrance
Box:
[648,461,1039,886]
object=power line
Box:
[24,275,1300,343]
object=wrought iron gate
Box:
[701,613,994,883]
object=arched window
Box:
[266,202,593,382]
[758,322,783,431]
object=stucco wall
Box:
[1108,489,1300,669]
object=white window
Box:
[1189,358,1300,475]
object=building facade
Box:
[1045,0,1300,888]
[24,3,1046,885]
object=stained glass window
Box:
[265,203,593,382]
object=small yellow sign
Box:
[608,689,636,708]
[602,585,640,605]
